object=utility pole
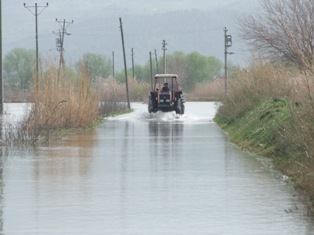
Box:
[131,48,135,79]
[0,0,3,114]
[162,40,167,74]
[154,49,159,74]
[112,51,115,78]
[149,51,153,91]
[119,17,130,109]
[24,2,48,91]
[224,27,233,94]
[54,18,73,80]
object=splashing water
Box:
[108,102,217,123]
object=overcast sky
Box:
[4,0,260,69]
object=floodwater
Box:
[0,102,313,235]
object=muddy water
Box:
[0,102,313,234]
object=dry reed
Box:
[218,60,293,121]
[97,77,150,103]
[7,65,100,144]
[187,78,225,101]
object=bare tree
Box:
[239,0,314,71]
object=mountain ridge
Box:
[3,0,260,69]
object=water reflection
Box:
[223,131,314,233]
[119,121,130,228]
[33,129,97,179]
[0,148,3,235]
[148,121,183,172]
[148,121,183,152]
[0,117,3,235]
[1,103,314,234]
[1,129,97,232]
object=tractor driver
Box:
[161,82,170,92]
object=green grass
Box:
[214,61,314,212]
[215,98,291,156]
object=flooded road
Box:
[0,102,313,234]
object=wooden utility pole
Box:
[224,27,233,95]
[119,17,130,109]
[162,40,167,73]
[224,28,227,94]
[154,49,159,74]
[55,18,73,79]
[24,2,48,91]
[112,51,115,78]
[149,51,153,91]
[131,48,135,79]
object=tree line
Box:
[3,48,223,92]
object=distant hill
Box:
[3,0,260,69]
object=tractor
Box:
[148,74,185,115]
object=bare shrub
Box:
[127,78,150,102]
[239,0,314,71]
[217,58,314,161]
[218,59,292,120]
[95,77,149,116]
[97,77,150,102]
[4,89,33,102]
[187,78,224,101]
[12,65,100,144]
[279,74,314,159]
[95,78,127,116]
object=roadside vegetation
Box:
[3,50,223,103]
[3,65,129,145]
[215,0,314,212]
[3,49,223,145]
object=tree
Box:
[77,53,111,81]
[239,0,314,70]
[134,64,150,83]
[159,51,222,91]
[166,51,188,84]
[185,52,222,91]
[114,51,222,91]
[3,48,36,89]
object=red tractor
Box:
[148,74,185,115]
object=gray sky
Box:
[4,0,260,69]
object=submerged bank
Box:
[214,98,314,214]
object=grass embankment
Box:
[214,61,314,213]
